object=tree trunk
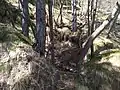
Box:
[90,0,98,59]
[36,0,46,55]
[57,0,63,25]
[71,0,77,32]
[87,0,90,36]
[48,0,55,63]
[20,0,29,37]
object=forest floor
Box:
[0,23,120,90]
[0,0,120,90]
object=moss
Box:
[0,62,12,73]
[0,23,33,51]
[93,37,114,52]
[0,63,5,72]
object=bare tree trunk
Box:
[20,0,29,37]
[88,0,90,36]
[90,0,98,59]
[36,0,46,55]
[48,0,55,64]
[48,2,58,90]
[90,0,94,59]
[57,0,63,25]
[71,0,77,32]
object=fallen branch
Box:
[107,2,120,37]
[78,2,120,67]
[78,20,110,64]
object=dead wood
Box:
[107,2,120,38]
[77,2,120,68]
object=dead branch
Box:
[107,2,120,37]
[77,2,120,67]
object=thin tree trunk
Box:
[48,0,55,64]
[88,0,90,36]
[20,0,29,37]
[48,2,57,90]
[71,0,77,32]
[90,0,94,58]
[57,0,63,25]
[90,0,98,59]
[60,1,63,24]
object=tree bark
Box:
[87,0,90,36]
[36,0,46,55]
[20,0,29,37]
[57,0,63,24]
[90,0,98,59]
[71,0,77,32]
[48,0,55,63]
